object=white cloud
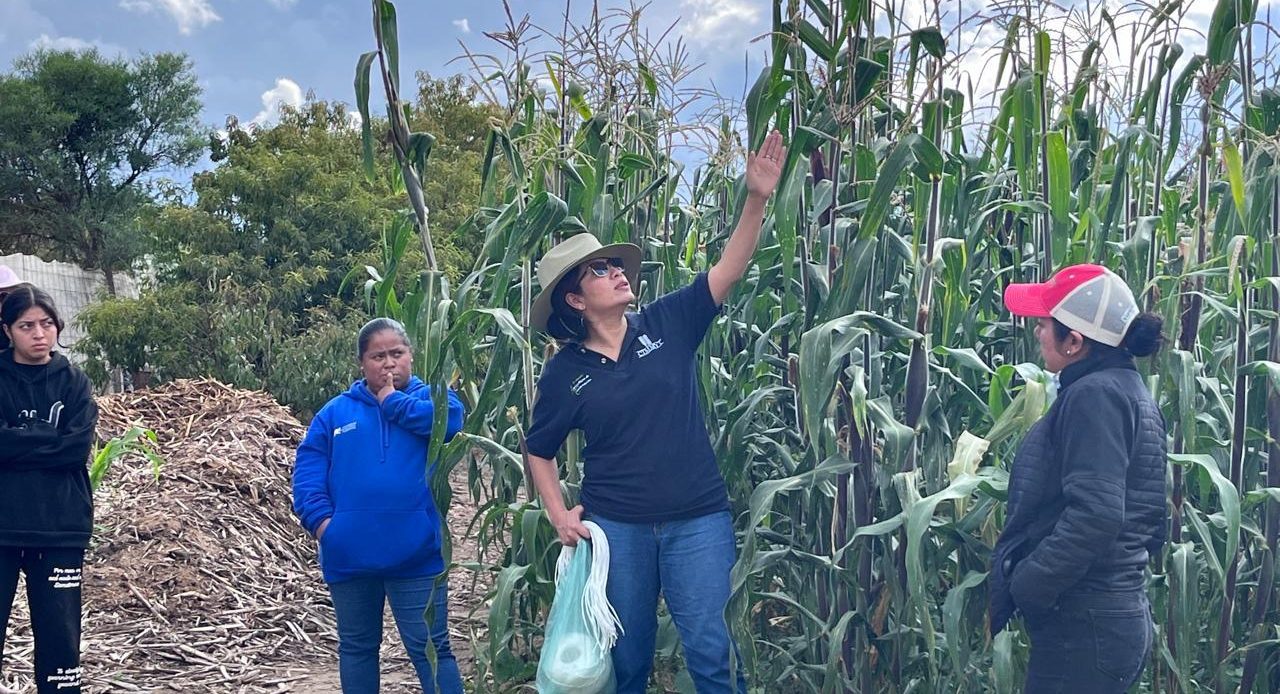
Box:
[680,0,763,47]
[268,0,297,7]
[249,77,304,127]
[452,18,470,33]
[0,0,56,47]
[31,34,94,51]
[30,33,126,56]
[119,0,220,35]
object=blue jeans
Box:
[590,510,747,694]
[327,574,463,694]
[1024,591,1153,693]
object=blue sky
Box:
[0,0,772,182]
[3,0,1270,185]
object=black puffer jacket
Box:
[989,347,1167,634]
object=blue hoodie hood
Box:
[292,376,465,583]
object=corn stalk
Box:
[343,0,1280,690]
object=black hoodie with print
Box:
[0,349,99,548]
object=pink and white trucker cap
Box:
[1004,264,1140,347]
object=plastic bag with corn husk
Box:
[536,521,621,694]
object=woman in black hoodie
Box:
[0,287,98,694]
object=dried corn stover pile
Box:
[1,378,488,693]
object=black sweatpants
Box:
[0,547,84,694]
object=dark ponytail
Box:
[547,273,588,342]
[1051,311,1164,357]
[1121,312,1164,357]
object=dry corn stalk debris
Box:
[2,379,487,693]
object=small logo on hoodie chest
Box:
[19,402,63,428]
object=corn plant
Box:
[351,0,1280,690]
[89,426,164,491]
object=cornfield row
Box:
[351,0,1280,691]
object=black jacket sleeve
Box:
[1009,380,1133,612]
[0,371,98,471]
[0,421,60,462]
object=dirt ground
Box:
[293,659,420,693]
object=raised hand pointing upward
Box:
[708,129,789,305]
[745,129,787,199]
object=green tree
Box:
[0,49,205,292]
[157,100,408,321]
[77,282,363,419]
[113,101,413,414]
[80,85,496,415]
[75,287,205,384]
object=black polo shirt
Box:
[525,272,729,523]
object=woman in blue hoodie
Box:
[293,318,465,694]
[1,287,98,694]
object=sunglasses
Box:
[579,257,626,280]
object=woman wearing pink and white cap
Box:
[988,264,1168,692]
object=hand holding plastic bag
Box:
[537,521,622,694]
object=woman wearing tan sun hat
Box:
[989,263,1168,692]
[528,234,643,342]
[525,130,786,692]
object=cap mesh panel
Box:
[1101,294,1136,336]
[1058,280,1102,325]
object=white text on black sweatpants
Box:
[0,547,84,693]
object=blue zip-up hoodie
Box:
[292,376,464,584]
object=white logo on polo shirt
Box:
[635,334,664,358]
[570,373,593,395]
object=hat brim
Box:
[530,243,643,333]
[1003,282,1053,318]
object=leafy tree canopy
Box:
[0,49,205,291]
[79,74,498,417]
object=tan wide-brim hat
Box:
[530,233,642,333]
